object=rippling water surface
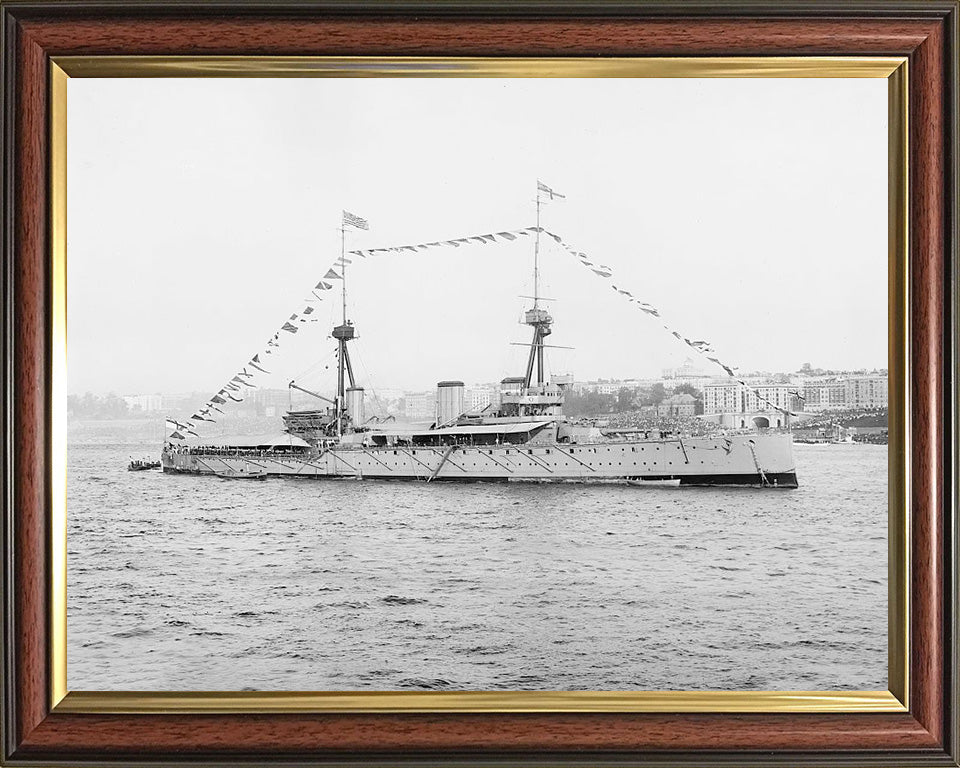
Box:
[67,423,887,691]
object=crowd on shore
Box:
[578,413,722,437]
[793,408,888,430]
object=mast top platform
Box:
[525,307,552,326]
[333,322,356,340]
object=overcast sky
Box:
[67,76,887,398]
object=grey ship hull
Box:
[162,432,797,488]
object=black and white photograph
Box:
[66,75,889,692]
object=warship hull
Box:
[161,432,797,488]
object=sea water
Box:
[67,423,887,691]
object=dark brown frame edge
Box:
[0,2,956,766]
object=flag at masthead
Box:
[342,210,369,230]
[537,180,565,201]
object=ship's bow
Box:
[750,432,798,488]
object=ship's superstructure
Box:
[161,189,798,487]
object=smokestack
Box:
[436,381,465,426]
[346,386,364,425]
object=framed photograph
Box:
[1,2,956,766]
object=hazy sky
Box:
[67,76,887,399]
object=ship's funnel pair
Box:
[348,382,463,427]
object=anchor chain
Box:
[747,440,770,487]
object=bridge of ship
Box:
[364,421,553,447]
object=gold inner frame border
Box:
[48,55,910,715]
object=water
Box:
[67,423,887,691]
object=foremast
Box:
[285,212,366,444]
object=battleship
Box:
[162,201,798,488]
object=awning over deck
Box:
[169,432,310,449]
[369,421,554,439]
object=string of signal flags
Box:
[168,192,795,439]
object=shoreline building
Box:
[657,393,697,418]
[843,375,888,409]
[401,383,503,423]
[702,380,801,429]
[801,380,847,411]
[660,358,712,391]
[800,374,888,411]
[123,393,164,413]
[401,391,437,422]
[570,378,645,396]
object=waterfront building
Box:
[464,384,503,413]
[702,380,801,429]
[401,391,436,421]
[572,378,642,396]
[657,393,697,418]
[661,358,708,381]
[123,393,164,412]
[844,375,888,409]
[799,375,888,411]
[594,381,623,396]
[801,381,846,411]
[465,387,492,412]
[702,381,744,415]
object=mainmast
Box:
[341,222,347,326]
[523,182,555,389]
[533,192,541,310]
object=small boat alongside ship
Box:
[214,467,268,480]
[161,196,798,488]
[128,458,161,471]
[627,478,682,488]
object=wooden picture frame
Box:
[1,2,956,765]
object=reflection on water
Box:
[68,426,887,691]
